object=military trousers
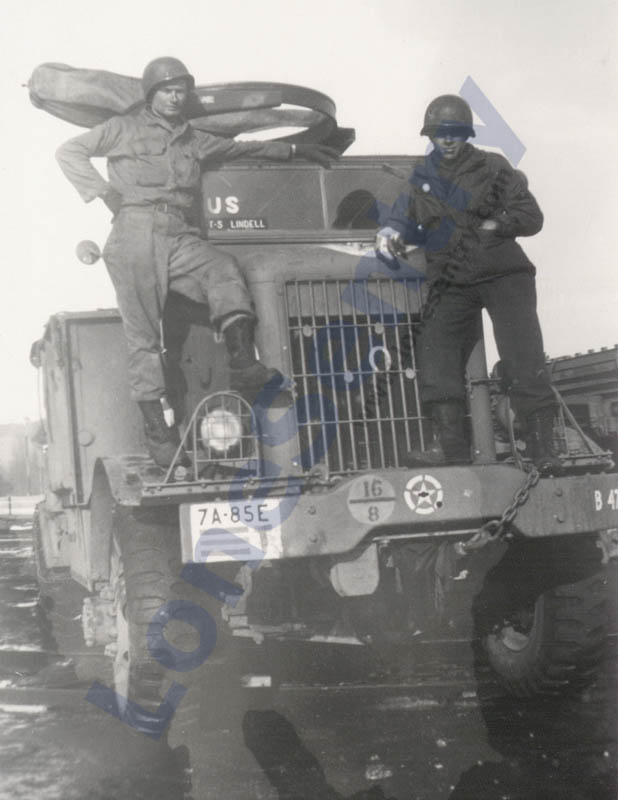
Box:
[417,272,555,421]
[102,206,252,402]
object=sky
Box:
[1,0,616,423]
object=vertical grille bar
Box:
[388,279,412,455]
[376,279,400,468]
[362,280,387,468]
[403,279,427,452]
[293,281,318,468]
[308,281,332,469]
[348,281,375,470]
[320,279,345,471]
[335,280,360,471]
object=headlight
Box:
[200,408,243,453]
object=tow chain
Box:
[454,467,541,555]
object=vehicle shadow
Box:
[242,708,395,800]
[447,683,617,799]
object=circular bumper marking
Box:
[404,474,444,515]
[346,474,396,525]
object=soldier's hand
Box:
[101,187,122,217]
[479,219,499,231]
[375,226,404,260]
[293,144,340,168]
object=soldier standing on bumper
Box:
[56,57,337,467]
[377,95,562,475]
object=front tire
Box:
[110,507,181,713]
[110,509,244,739]
[476,536,609,697]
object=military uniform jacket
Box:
[56,107,293,211]
[386,144,543,284]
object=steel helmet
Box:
[142,57,195,100]
[420,95,475,138]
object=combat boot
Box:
[138,399,186,468]
[223,316,283,391]
[525,407,564,476]
[405,400,469,467]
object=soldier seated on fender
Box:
[56,57,338,467]
[376,94,562,475]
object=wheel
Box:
[483,572,608,697]
[109,507,183,714]
[109,508,245,739]
[475,536,609,697]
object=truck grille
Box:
[286,278,428,474]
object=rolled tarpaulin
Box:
[28,63,143,127]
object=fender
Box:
[87,458,142,582]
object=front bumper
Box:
[174,464,618,563]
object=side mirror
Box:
[76,240,101,265]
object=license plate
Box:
[183,498,283,563]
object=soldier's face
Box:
[151,81,189,120]
[430,134,467,161]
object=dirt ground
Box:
[0,522,616,799]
